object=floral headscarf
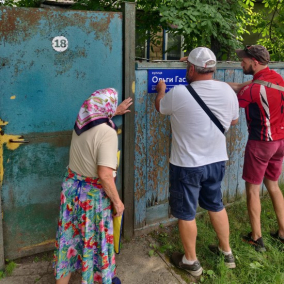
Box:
[74,88,118,135]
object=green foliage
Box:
[0,271,4,280]
[71,0,256,60]
[149,243,158,257]
[0,259,16,279]
[247,0,284,61]
[148,249,155,257]
[71,0,125,11]
[159,0,251,60]
[0,0,42,7]
[5,260,16,276]
[70,0,251,59]
[70,0,284,60]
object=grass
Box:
[150,186,284,284]
[0,259,16,280]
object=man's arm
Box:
[227,81,252,93]
[231,118,239,126]
[155,80,167,112]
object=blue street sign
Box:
[148,69,187,93]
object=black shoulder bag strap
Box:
[185,84,225,134]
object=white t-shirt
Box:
[69,123,118,177]
[160,81,239,167]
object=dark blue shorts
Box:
[169,161,225,221]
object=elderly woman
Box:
[53,88,132,284]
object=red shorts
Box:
[243,139,284,185]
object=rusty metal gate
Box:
[0,3,135,265]
[134,61,284,233]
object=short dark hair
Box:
[188,61,216,74]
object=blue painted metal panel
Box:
[135,70,171,228]
[134,62,284,229]
[134,70,147,227]
[0,7,123,134]
[224,69,237,202]
[234,70,248,199]
[0,7,123,259]
[2,141,68,257]
[146,91,170,207]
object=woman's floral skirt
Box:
[53,168,115,284]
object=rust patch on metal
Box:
[227,69,234,76]
[0,57,10,69]
[53,48,88,76]
[0,7,43,44]
[134,187,146,201]
[0,7,120,51]
[88,13,119,52]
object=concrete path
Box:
[0,236,191,284]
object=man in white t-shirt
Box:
[155,47,239,276]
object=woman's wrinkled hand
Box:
[114,97,133,116]
[113,200,125,217]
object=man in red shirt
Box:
[229,45,284,251]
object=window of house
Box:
[164,32,184,60]
[135,30,147,60]
[135,29,184,61]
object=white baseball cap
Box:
[187,47,216,68]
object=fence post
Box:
[122,1,136,240]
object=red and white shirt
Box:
[238,67,284,141]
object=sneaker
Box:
[171,252,203,277]
[270,230,284,244]
[242,232,266,252]
[208,245,236,269]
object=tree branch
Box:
[269,0,280,41]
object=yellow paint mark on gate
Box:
[0,119,24,185]
[19,239,55,252]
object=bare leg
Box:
[208,208,230,252]
[246,181,262,240]
[178,219,197,260]
[56,273,71,284]
[263,177,284,237]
